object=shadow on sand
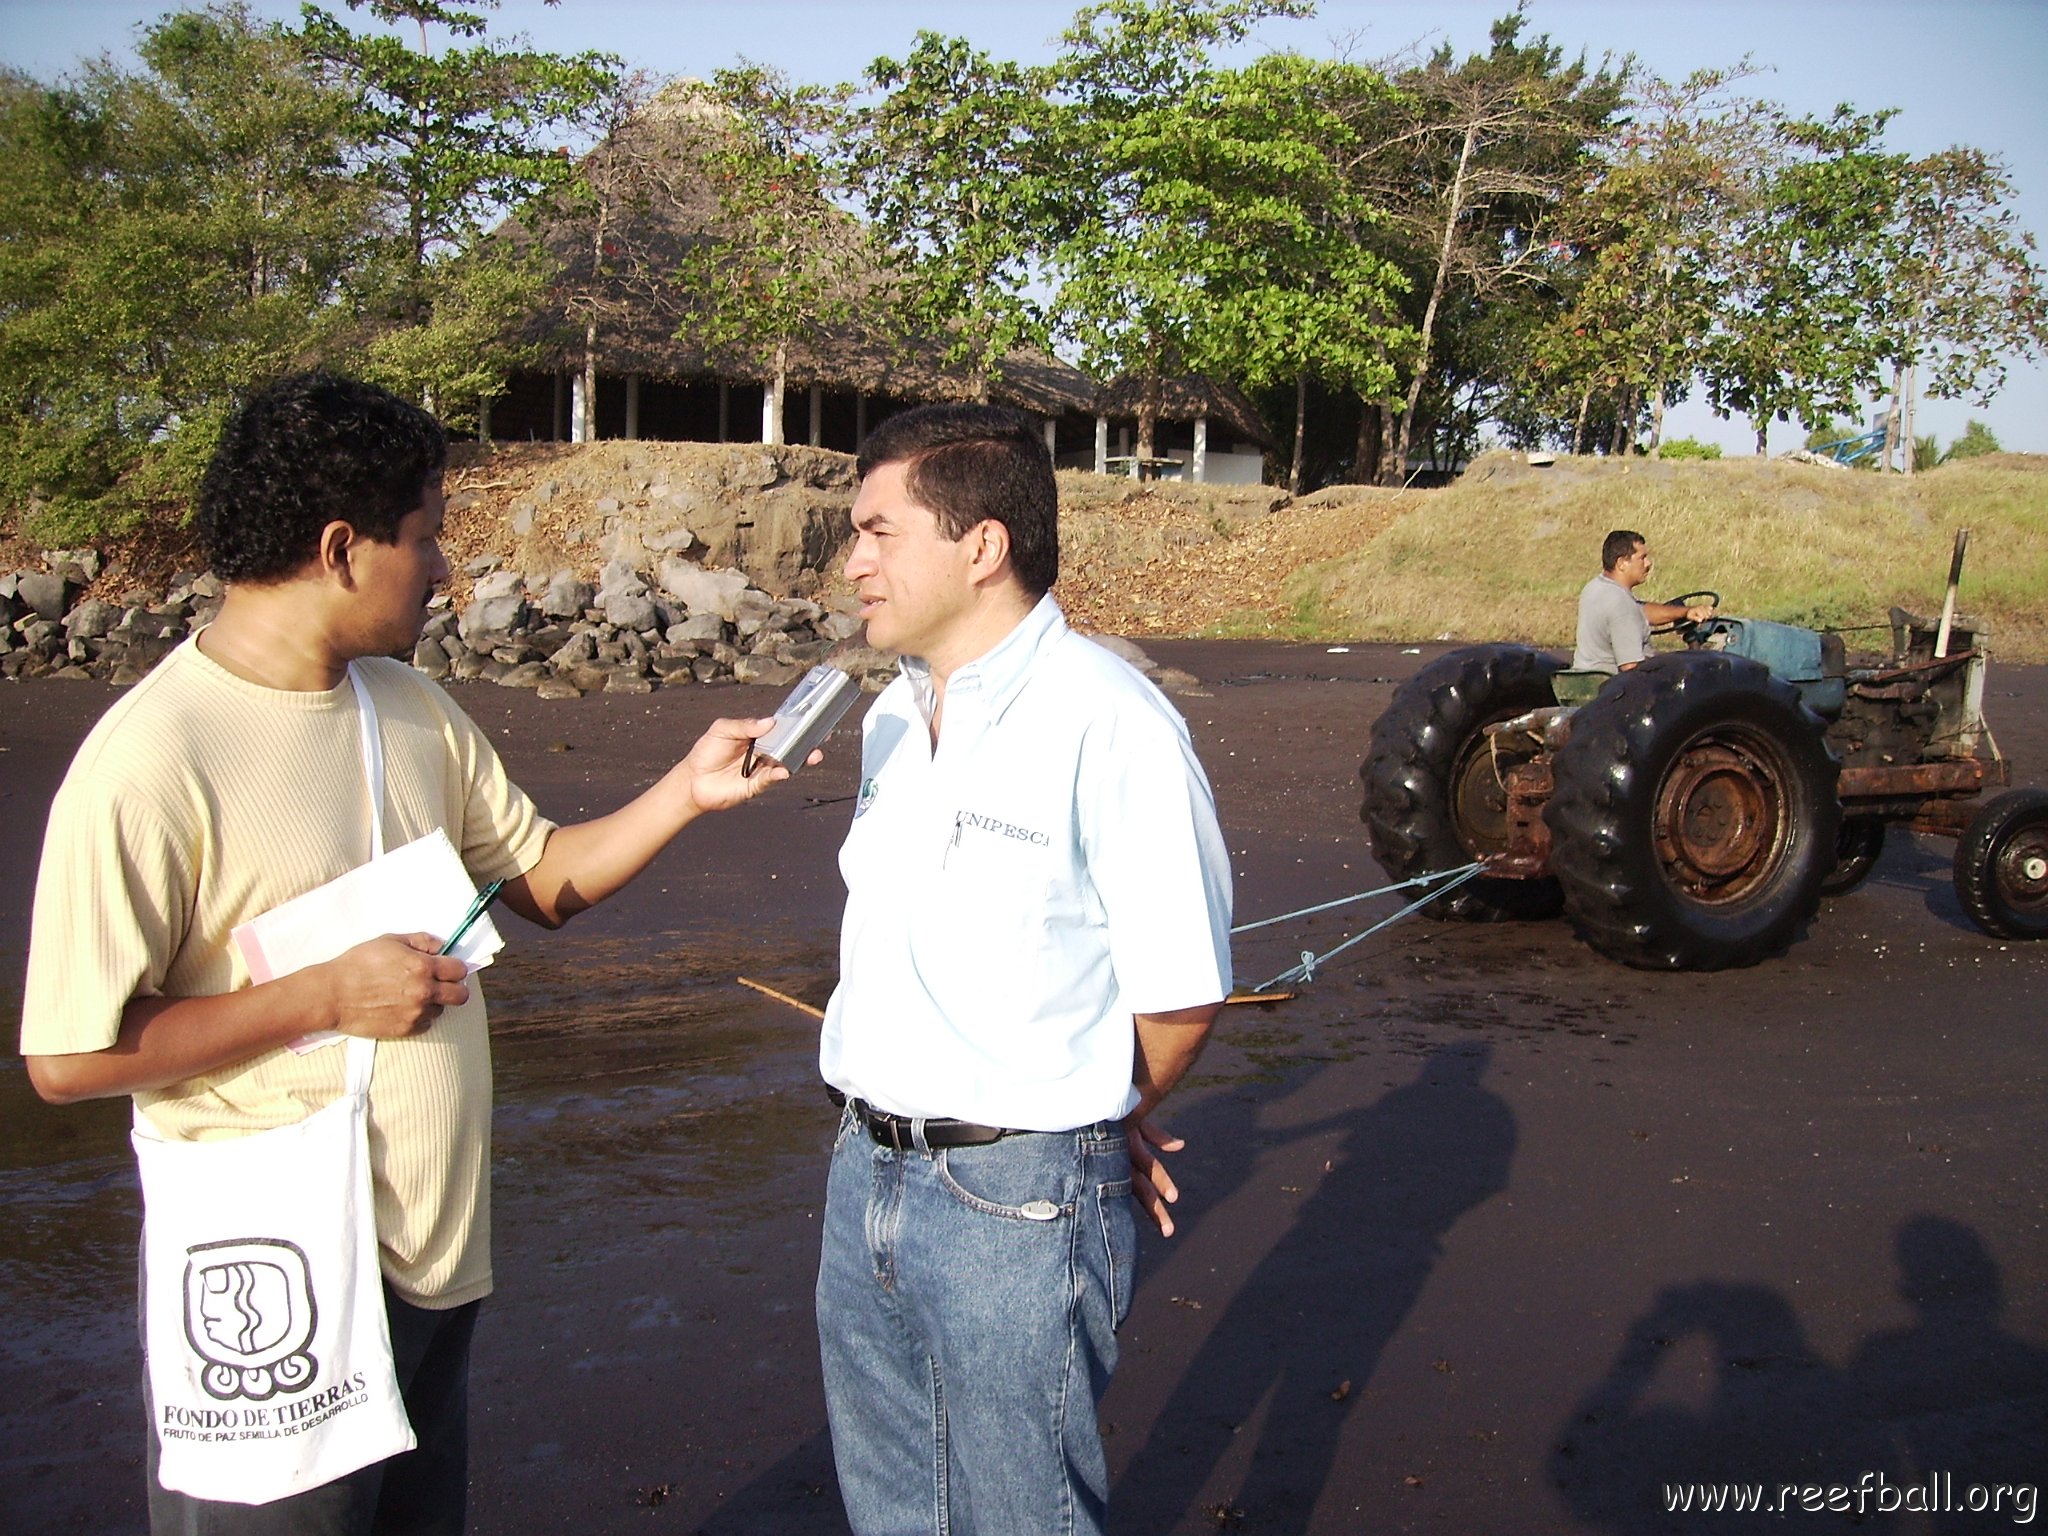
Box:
[1551,1216,2046,1534]
[1114,1040,1517,1533]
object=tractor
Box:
[1361,536,2048,969]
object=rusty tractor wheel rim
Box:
[1451,732,1532,859]
[1995,824,2048,913]
[1652,730,1790,904]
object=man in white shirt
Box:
[816,404,1233,1536]
[1573,528,1716,673]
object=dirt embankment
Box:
[16,443,2046,657]
[426,441,1420,638]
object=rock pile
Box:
[1,551,226,684]
[0,546,898,695]
[419,553,893,698]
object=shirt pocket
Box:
[910,828,1072,1027]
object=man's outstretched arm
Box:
[503,714,804,928]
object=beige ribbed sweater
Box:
[23,640,554,1306]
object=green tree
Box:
[1360,13,1624,478]
[1703,107,1901,456]
[1194,53,1411,492]
[1544,64,1768,457]
[296,0,616,413]
[1941,418,2001,462]
[1870,145,2048,475]
[0,5,368,534]
[670,65,864,445]
[848,33,1056,400]
[1043,0,1311,461]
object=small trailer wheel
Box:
[1820,818,1887,897]
[1954,788,2048,940]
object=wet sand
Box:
[3,643,2045,1533]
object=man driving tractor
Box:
[1573,529,1717,674]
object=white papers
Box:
[230,830,505,1053]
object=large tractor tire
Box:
[1953,788,2048,940]
[1545,652,1840,969]
[1363,644,1566,922]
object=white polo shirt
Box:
[820,595,1233,1131]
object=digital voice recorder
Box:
[744,662,860,776]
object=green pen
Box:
[437,879,505,956]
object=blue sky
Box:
[6,0,2044,454]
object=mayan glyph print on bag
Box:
[133,663,413,1503]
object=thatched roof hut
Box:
[484,84,1097,453]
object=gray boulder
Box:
[63,599,119,640]
[665,613,726,645]
[547,630,598,670]
[460,569,527,640]
[658,561,749,621]
[538,569,596,620]
[17,572,76,622]
[818,611,864,644]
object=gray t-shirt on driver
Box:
[1574,574,1651,673]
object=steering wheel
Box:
[1654,589,1721,640]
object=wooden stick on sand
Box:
[737,975,826,1020]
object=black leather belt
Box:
[828,1087,1016,1151]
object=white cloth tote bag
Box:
[133,664,415,1503]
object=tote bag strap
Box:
[342,663,384,1090]
[345,663,386,861]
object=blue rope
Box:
[1229,863,1483,934]
[1252,863,1488,992]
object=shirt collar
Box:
[901,593,1067,726]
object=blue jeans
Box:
[817,1113,1136,1536]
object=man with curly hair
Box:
[20,372,799,1534]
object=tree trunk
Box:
[1137,372,1162,463]
[1884,361,1904,473]
[1755,424,1768,456]
[1902,362,1917,477]
[1388,118,1478,486]
[1648,390,1667,457]
[581,321,599,444]
[1573,386,1592,455]
[1354,396,1381,484]
[1289,374,1307,495]
[764,341,787,446]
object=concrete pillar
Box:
[1193,414,1208,484]
[762,376,782,445]
[718,381,731,443]
[1043,417,1057,460]
[1094,415,1109,475]
[570,372,589,444]
[809,383,823,447]
[624,374,641,440]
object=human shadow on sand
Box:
[1114,1041,1517,1534]
[1848,1217,2048,1531]
[1551,1216,2046,1534]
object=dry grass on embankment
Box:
[1284,451,2048,662]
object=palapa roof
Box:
[501,84,1098,418]
[1094,374,1276,449]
